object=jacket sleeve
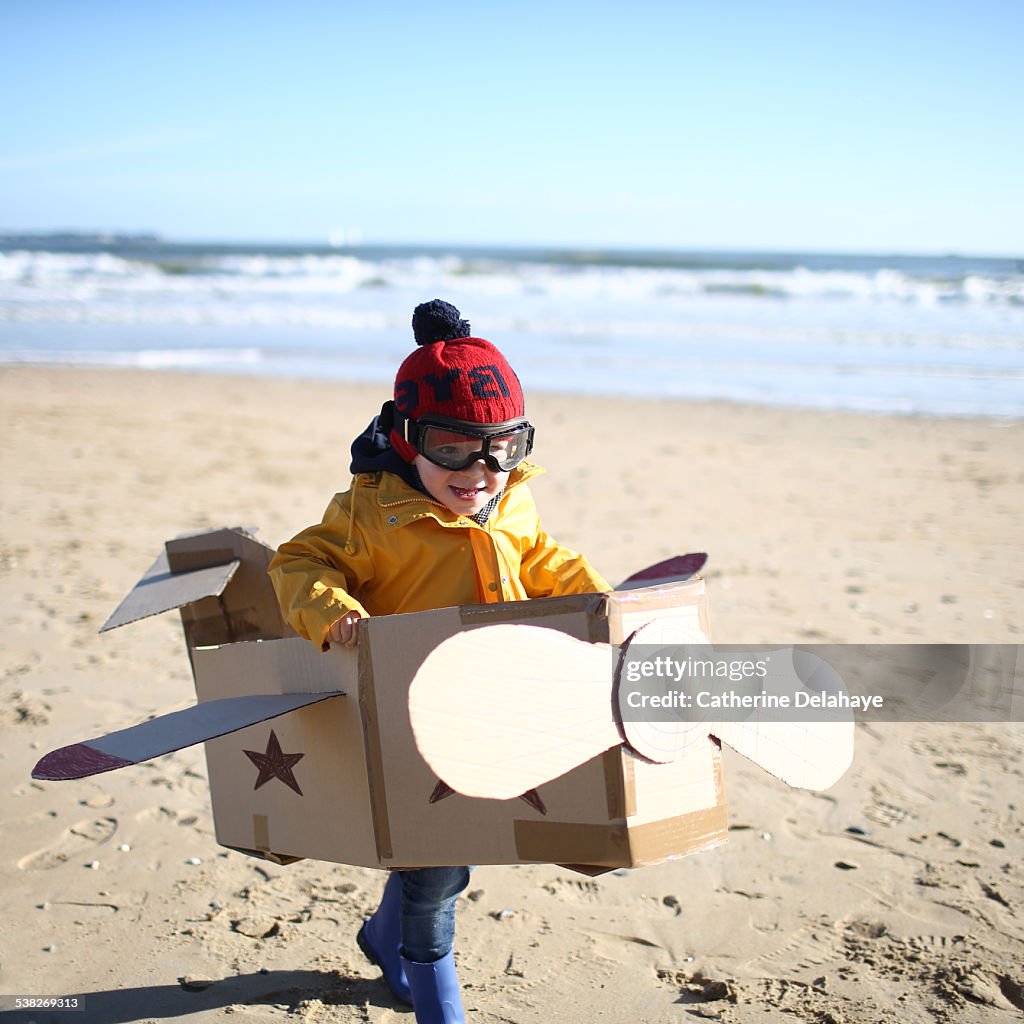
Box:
[268,489,374,649]
[516,489,611,598]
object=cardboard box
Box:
[92,527,727,872]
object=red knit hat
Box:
[390,300,525,461]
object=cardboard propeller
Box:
[408,619,855,800]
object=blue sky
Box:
[2,1,1021,254]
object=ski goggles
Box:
[409,415,535,472]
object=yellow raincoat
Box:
[269,462,610,649]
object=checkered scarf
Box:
[409,466,505,525]
[469,488,505,525]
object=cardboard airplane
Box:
[32,528,853,873]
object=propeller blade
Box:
[408,624,618,800]
[710,650,854,789]
[712,719,853,791]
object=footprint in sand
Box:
[863,799,911,826]
[18,817,118,870]
[904,933,966,951]
[752,918,852,973]
[541,877,603,901]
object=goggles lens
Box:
[417,422,533,472]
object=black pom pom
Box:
[412,299,471,346]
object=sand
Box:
[1,365,1022,1024]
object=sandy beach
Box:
[2,365,1022,1024]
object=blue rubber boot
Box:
[356,872,411,1005]
[401,951,466,1023]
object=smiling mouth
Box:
[449,485,484,500]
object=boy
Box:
[268,299,609,1024]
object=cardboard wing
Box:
[32,692,344,780]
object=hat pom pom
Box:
[412,299,471,346]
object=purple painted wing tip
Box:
[623,552,708,585]
[32,743,134,781]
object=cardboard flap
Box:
[32,691,345,781]
[100,527,292,645]
[100,547,241,632]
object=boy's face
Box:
[414,454,509,516]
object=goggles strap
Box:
[389,403,418,448]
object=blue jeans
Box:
[398,866,471,963]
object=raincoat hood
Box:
[349,401,421,489]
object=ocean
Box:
[1,236,1021,419]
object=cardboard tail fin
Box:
[32,691,345,781]
[617,553,708,590]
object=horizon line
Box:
[0,229,1021,262]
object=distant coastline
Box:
[0,230,164,251]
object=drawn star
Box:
[429,778,546,815]
[243,730,305,796]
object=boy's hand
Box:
[326,610,363,648]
